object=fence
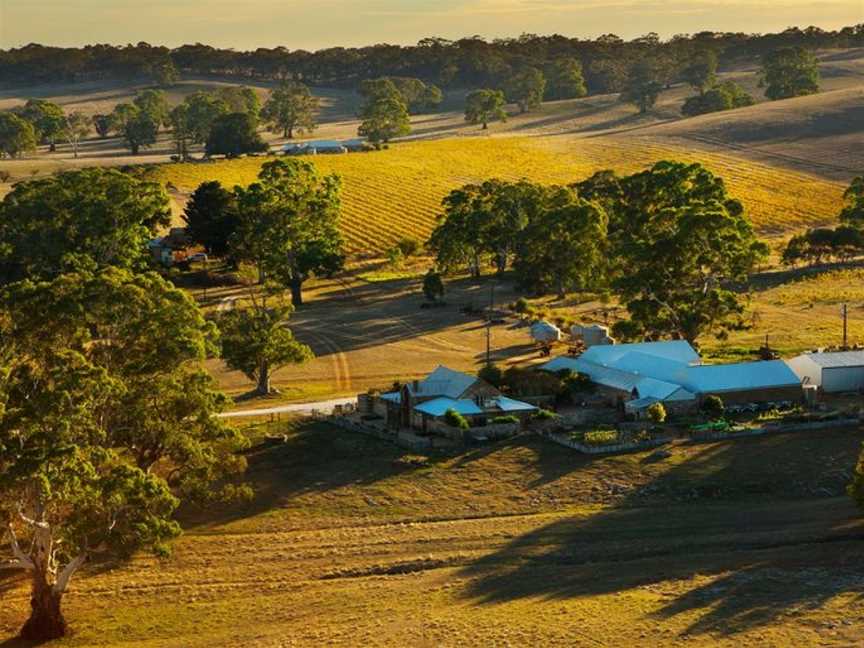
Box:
[327,415,433,452]
[689,417,862,443]
[543,430,673,455]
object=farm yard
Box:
[1,418,862,647]
[2,26,864,648]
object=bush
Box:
[513,297,530,314]
[535,408,557,420]
[396,237,421,257]
[385,246,404,268]
[491,415,519,424]
[583,429,619,446]
[206,112,267,157]
[559,369,594,395]
[701,395,725,418]
[444,408,470,430]
[646,402,667,424]
[478,364,503,388]
[422,270,445,302]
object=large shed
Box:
[787,351,864,393]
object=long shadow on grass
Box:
[286,274,526,363]
[458,428,864,637]
[179,418,430,529]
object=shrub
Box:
[492,415,519,424]
[583,429,618,446]
[513,297,530,314]
[646,402,667,424]
[478,364,503,388]
[535,408,557,420]
[560,370,594,395]
[702,395,725,418]
[444,408,470,430]
[422,269,445,302]
[386,245,404,268]
[396,237,421,257]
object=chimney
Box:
[412,379,420,392]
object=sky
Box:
[1,0,862,51]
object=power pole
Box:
[842,303,848,350]
[485,282,495,367]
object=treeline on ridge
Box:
[3,25,863,92]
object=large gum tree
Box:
[0,268,248,641]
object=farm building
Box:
[282,139,355,155]
[787,351,864,393]
[366,365,536,432]
[543,340,803,413]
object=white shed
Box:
[787,351,864,393]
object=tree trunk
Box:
[256,361,271,395]
[287,126,293,139]
[131,143,140,155]
[290,279,303,307]
[20,572,66,641]
[482,121,488,130]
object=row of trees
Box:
[428,162,769,345]
[782,177,864,266]
[3,26,861,89]
[0,100,91,158]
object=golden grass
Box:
[2,421,863,646]
[157,136,844,255]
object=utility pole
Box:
[485,281,495,367]
[842,303,848,350]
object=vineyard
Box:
[158,135,846,255]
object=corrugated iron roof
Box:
[799,351,864,369]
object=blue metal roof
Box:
[414,397,483,417]
[492,396,537,412]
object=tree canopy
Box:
[464,89,507,129]
[261,81,318,139]
[682,81,754,117]
[504,67,546,113]
[0,112,37,158]
[111,103,158,154]
[16,99,66,151]
[219,296,313,395]
[577,162,769,343]
[357,83,411,147]
[620,60,663,113]
[761,46,820,100]
[183,180,239,258]
[205,112,267,157]
[0,267,247,640]
[544,58,587,101]
[230,159,345,305]
[840,176,864,226]
[0,168,171,283]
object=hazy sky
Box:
[1,0,862,50]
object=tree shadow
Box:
[287,275,525,361]
[457,428,864,637]
[180,418,431,529]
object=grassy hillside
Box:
[159,136,845,254]
[2,419,863,646]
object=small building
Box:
[370,365,536,432]
[282,139,347,155]
[787,351,864,393]
[543,340,803,414]
[148,227,200,267]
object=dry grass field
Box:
[2,418,863,647]
[158,135,847,254]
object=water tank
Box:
[572,323,614,348]
[531,321,562,344]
